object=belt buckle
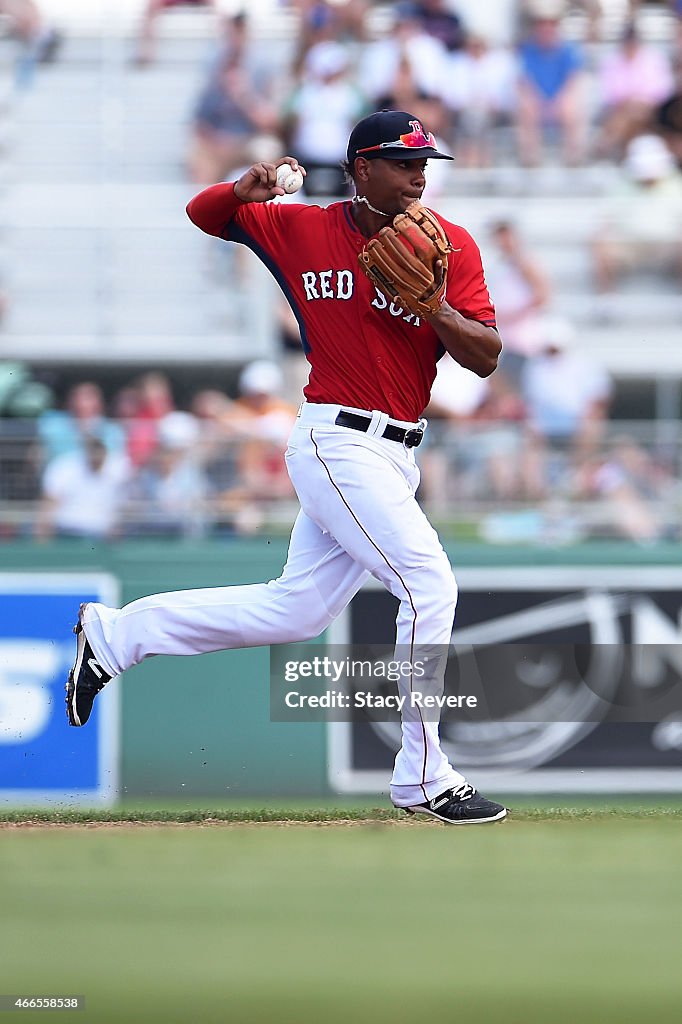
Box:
[403,417,428,449]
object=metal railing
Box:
[1,417,680,543]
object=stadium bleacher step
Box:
[1,0,679,377]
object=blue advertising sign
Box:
[0,573,119,805]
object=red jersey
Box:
[186,183,496,421]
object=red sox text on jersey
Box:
[186,183,496,422]
[302,270,423,327]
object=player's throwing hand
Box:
[234,158,306,204]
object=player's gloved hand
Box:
[358,201,452,317]
[234,158,305,203]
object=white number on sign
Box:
[0,641,60,743]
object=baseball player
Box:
[67,110,506,825]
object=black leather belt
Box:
[335,410,425,448]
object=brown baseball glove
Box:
[358,201,452,317]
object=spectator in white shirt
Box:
[484,218,552,382]
[36,435,131,540]
[443,33,518,167]
[283,41,366,196]
[521,317,611,495]
[125,412,207,538]
[359,1,448,107]
[591,134,682,296]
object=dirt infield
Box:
[0,817,421,831]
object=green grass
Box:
[1,804,682,824]
[1,815,681,1023]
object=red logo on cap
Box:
[355,118,438,156]
[399,120,437,149]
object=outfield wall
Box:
[2,539,682,801]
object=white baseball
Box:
[276,163,304,194]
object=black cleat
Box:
[65,605,111,727]
[401,783,507,825]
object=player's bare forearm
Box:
[426,303,501,377]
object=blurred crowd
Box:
[0,361,300,541]
[0,320,679,545]
[0,0,60,84]
[181,1,682,318]
[178,0,682,320]
[172,0,682,182]
[3,0,682,181]
[1,0,682,546]
[423,319,678,545]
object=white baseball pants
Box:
[83,402,466,805]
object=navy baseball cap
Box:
[346,110,454,164]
